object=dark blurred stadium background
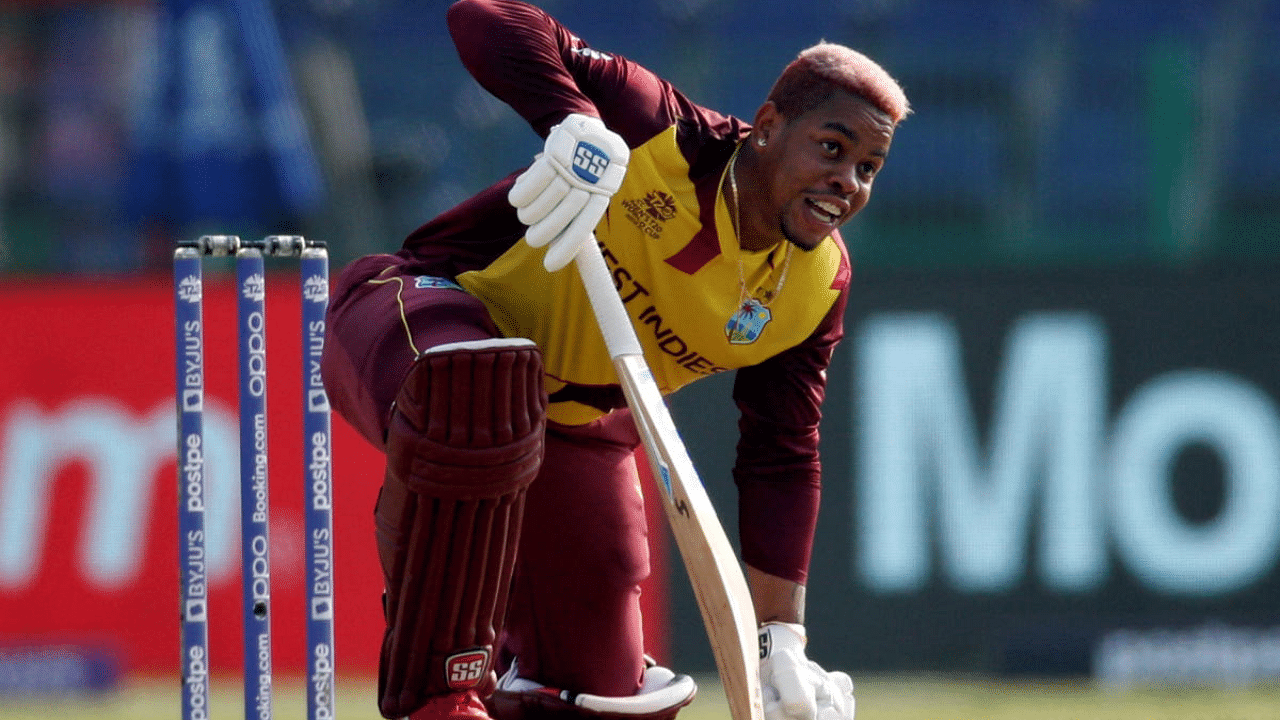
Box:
[2,0,1276,273]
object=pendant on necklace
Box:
[726,297,772,345]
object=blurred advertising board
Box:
[829,263,1280,681]
[0,274,668,683]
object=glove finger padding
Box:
[509,157,556,210]
[519,174,573,237]
[825,670,853,699]
[816,699,853,720]
[770,649,818,720]
[543,194,610,271]
[526,188,590,250]
[813,667,853,720]
[515,169,568,228]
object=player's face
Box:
[753,91,895,251]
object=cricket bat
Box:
[574,238,766,720]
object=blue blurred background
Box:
[1,0,1276,275]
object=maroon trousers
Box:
[321,258,649,696]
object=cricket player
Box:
[320,1,909,719]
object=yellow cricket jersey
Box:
[455,126,845,426]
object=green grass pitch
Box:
[1,675,1278,720]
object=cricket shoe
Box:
[407,689,493,720]
[487,657,696,720]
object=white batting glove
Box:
[759,623,855,720]
[508,113,629,271]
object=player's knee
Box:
[579,532,649,595]
[387,338,548,497]
[540,469,650,590]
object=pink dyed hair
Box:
[767,41,910,125]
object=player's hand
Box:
[508,113,629,271]
[759,623,855,720]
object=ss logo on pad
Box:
[445,649,489,689]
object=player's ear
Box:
[751,101,781,147]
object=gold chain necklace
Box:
[728,146,792,308]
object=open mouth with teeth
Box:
[805,198,844,225]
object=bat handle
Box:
[575,235,644,360]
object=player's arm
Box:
[447,0,672,141]
[733,292,857,720]
[732,294,846,590]
[447,0,597,136]
[450,0,745,168]
[447,0,743,271]
[747,565,806,625]
[449,0,644,271]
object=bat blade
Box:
[614,355,765,720]
[574,240,764,720]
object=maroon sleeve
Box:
[447,0,597,136]
[732,280,849,586]
[399,172,528,275]
[446,0,719,146]
[412,0,746,267]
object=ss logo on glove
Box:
[572,141,611,183]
